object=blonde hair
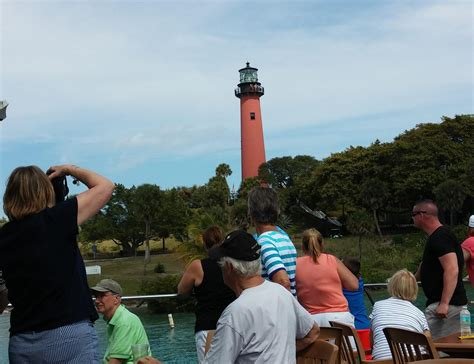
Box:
[3,166,55,221]
[387,269,418,301]
[302,228,324,263]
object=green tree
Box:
[133,184,162,269]
[258,155,319,189]
[99,184,146,256]
[434,179,466,225]
[155,188,189,251]
[215,163,232,178]
[360,178,389,239]
[346,210,374,261]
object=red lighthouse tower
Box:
[235,62,266,181]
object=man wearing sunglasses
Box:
[413,200,467,339]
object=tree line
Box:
[78,114,473,255]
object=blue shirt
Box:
[256,229,297,295]
[343,277,370,329]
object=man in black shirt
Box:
[413,200,467,339]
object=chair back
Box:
[318,327,343,363]
[297,339,339,364]
[330,321,366,364]
[382,327,439,364]
[204,329,215,355]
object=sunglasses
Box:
[411,210,427,217]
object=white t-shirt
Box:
[203,280,314,364]
[370,297,429,360]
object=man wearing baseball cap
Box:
[461,215,474,287]
[203,230,319,363]
[91,279,151,364]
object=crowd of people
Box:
[0,165,472,363]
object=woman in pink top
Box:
[296,228,359,327]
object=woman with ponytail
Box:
[295,228,359,327]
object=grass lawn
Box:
[85,252,186,295]
[83,231,430,295]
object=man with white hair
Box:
[91,279,151,364]
[203,230,319,363]
[413,200,467,339]
[461,215,474,287]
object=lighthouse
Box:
[235,62,266,181]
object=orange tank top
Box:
[296,254,349,314]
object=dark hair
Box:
[247,187,279,225]
[343,257,361,277]
[413,199,438,216]
[202,225,223,250]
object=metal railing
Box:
[3,280,473,310]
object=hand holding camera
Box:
[46,165,80,204]
[46,166,71,204]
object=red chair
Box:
[357,329,373,360]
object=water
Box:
[0,311,197,364]
[0,286,472,363]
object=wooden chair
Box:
[204,329,215,355]
[297,339,339,364]
[318,327,343,363]
[382,327,439,364]
[330,321,393,364]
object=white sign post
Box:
[86,265,101,275]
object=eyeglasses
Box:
[93,292,117,300]
[411,210,427,217]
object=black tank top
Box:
[194,258,236,332]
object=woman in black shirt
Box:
[177,225,236,363]
[0,164,114,363]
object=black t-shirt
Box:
[0,270,5,292]
[0,198,98,335]
[194,258,236,332]
[420,226,467,307]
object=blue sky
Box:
[0,0,472,205]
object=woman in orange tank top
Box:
[296,228,359,327]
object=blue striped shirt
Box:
[256,229,297,295]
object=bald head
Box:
[412,199,442,234]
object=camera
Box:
[46,169,69,203]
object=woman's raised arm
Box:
[48,164,114,226]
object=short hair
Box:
[3,166,55,221]
[302,228,323,263]
[218,256,261,277]
[202,225,223,250]
[413,199,438,217]
[247,187,279,224]
[343,257,361,276]
[387,269,418,301]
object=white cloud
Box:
[0,0,472,189]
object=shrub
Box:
[391,235,404,245]
[153,263,166,273]
[451,224,468,243]
[140,274,194,313]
